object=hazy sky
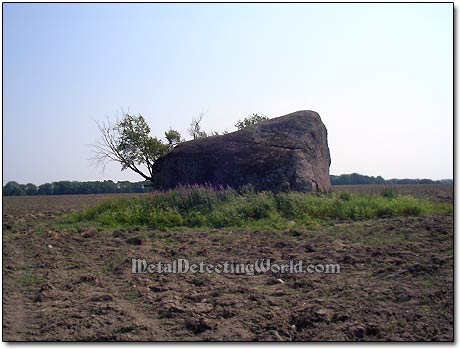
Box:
[4,3,453,185]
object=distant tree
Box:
[440,179,453,184]
[375,176,385,184]
[24,183,37,196]
[3,180,156,196]
[91,113,182,185]
[52,181,74,195]
[235,113,269,130]
[188,113,209,139]
[37,183,53,195]
[98,180,117,193]
[331,173,388,185]
[3,181,26,196]
[165,128,182,150]
[187,113,222,139]
[330,173,443,186]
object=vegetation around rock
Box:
[63,185,451,230]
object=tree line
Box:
[2,180,153,196]
[330,173,452,186]
[3,174,452,196]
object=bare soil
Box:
[2,184,453,341]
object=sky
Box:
[4,3,453,185]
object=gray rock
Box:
[151,110,332,192]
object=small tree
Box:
[235,113,268,130]
[165,128,182,151]
[92,113,182,184]
[37,183,53,195]
[188,113,209,139]
[187,113,222,138]
[3,181,26,196]
[24,183,37,196]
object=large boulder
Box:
[151,110,332,192]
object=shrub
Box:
[381,188,398,199]
[208,206,242,228]
[275,193,298,218]
[185,211,206,227]
[148,208,183,228]
[339,192,352,202]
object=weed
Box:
[61,185,451,231]
[381,188,398,199]
[18,271,43,288]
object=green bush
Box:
[339,192,352,202]
[381,188,398,199]
[185,211,206,227]
[148,208,183,228]
[275,193,298,218]
[208,205,242,228]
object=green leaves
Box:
[114,114,165,170]
[165,129,182,150]
[235,113,269,130]
[92,113,183,182]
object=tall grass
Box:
[65,185,451,230]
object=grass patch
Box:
[60,185,451,231]
[18,270,44,288]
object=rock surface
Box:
[151,110,332,192]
